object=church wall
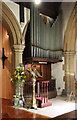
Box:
[75,39,77,80]
[51,2,75,95]
[0,22,2,99]
[2,1,76,96]
[61,2,75,44]
[51,58,65,95]
[4,1,20,23]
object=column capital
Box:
[13,44,25,68]
[63,51,75,55]
[13,44,25,52]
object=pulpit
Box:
[24,63,56,108]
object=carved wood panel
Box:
[24,63,51,81]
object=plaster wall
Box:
[61,2,75,44]
[51,58,65,95]
[4,0,20,23]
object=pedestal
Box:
[13,81,25,107]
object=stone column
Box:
[63,51,75,95]
[13,45,25,68]
[75,50,77,79]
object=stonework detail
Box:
[13,45,25,68]
[0,2,27,68]
[63,4,77,95]
[63,52,75,94]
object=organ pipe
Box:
[30,3,63,60]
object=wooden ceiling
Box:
[17,2,61,19]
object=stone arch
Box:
[0,2,26,68]
[63,4,77,94]
[0,2,22,45]
[64,4,77,52]
[22,21,30,44]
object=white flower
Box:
[21,72,24,74]
[17,66,20,69]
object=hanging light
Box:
[34,0,41,5]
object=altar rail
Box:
[24,80,56,107]
[24,79,56,99]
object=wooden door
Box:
[1,25,14,99]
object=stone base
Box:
[61,89,67,96]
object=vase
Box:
[13,81,25,107]
[15,81,24,96]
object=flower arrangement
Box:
[11,63,26,83]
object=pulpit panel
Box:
[24,63,51,81]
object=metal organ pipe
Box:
[30,3,34,57]
[30,3,63,60]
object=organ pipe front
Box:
[23,3,63,63]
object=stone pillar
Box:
[63,52,75,95]
[13,45,25,68]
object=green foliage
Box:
[11,63,26,83]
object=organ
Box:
[23,3,62,108]
[23,3,63,63]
